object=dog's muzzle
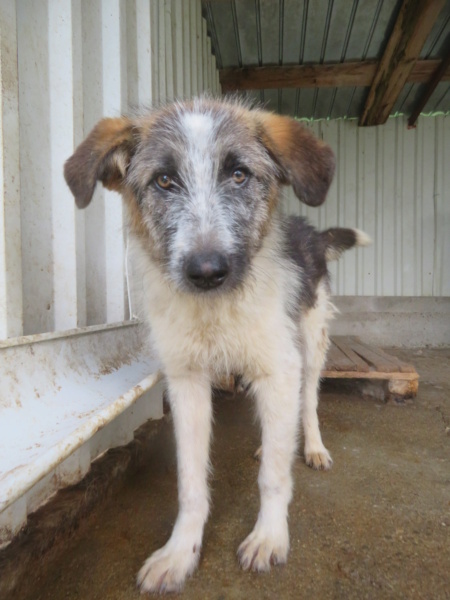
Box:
[184,251,230,290]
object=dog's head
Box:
[65,98,335,294]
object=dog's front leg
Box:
[238,353,301,572]
[138,373,212,594]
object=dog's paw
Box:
[304,446,333,470]
[238,524,289,572]
[137,543,200,594]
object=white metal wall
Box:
[282,115,450,297]
[1,1,448,344]
[0,0,220,339]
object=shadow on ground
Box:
[15,348,450,599]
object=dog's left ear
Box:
[258,112,335,207]
[64,117,137,209]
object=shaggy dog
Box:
[65,97,369,594]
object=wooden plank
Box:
[408,37,450,127]
[349,339,397,373]
[332,336,371,372]
[360,0,446,126]
[325,341,358,372]
[321,370,419,381]
[219,60,450,92]
[349,338,417,374]
[408,59,450,83]
[221,61,378,91]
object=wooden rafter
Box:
[219,60,450,92]
[359,0,446,127]
[221,62,379,91]
[408,35,450,128]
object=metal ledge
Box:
[0,321,163,545]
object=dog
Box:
[64,97,370,594]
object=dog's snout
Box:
[185,252,230,290]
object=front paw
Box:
[137,542,200,594]
[304,445,333,470]
[238,522,289,572]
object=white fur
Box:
[325,227,372,262]
[135,220,309,592]
[137,373,211,593]
[168,112,236,279]
[300,280,335,469]
[134,219,340,592]
[354,228,372,247]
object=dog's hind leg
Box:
[137,373,212,594]
[300,282,334,470]
[238,348,301,572]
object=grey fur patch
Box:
[126,100,281,293]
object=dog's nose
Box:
[185,252,230,290]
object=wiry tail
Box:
[320,227,371,262]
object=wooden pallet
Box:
[216,337,419,400]
[322,336,419,399]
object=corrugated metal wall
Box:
[282,115,450,297]
[1,0,448,344]
[0,0,220,339]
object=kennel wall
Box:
[281,115,450,347]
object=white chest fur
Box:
[138,231,300,381]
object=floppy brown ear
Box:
[64,117,136,208]
[258,112,335,207]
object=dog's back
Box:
[283,216,370,310]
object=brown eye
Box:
[232,169,248,185]
[155,174,173,190]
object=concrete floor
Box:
[23,348,450,599]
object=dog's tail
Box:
[320,228,371,262]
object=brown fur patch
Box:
[121,188,149,242]
[64,117,135,208]
[257,112,335,207]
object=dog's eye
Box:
[155,174,173,191]
[232,169,248,185]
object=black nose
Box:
[184,252,230,290]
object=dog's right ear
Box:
[64,117,136,208]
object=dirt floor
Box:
[13,348,450,599]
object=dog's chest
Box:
[155,295,255,369]
[146,276,294,378]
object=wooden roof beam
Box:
[219,60,450,92]
[220,62,378,91]
[359,0,446,127]
[408,35,450,128]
